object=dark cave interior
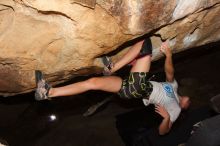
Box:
[0,41,220,146]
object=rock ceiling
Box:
[0,0,220,96]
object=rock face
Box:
[0,0,220,96]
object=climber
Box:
[35,38,190,135]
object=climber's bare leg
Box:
[111,40,145,73]
[48,76,122,98]
[130,55,151,73]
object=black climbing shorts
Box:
[118,72,153,99]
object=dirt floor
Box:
[0,41,220,146]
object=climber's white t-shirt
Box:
[142,80,181,122]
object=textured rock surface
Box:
[0,0,220,96]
